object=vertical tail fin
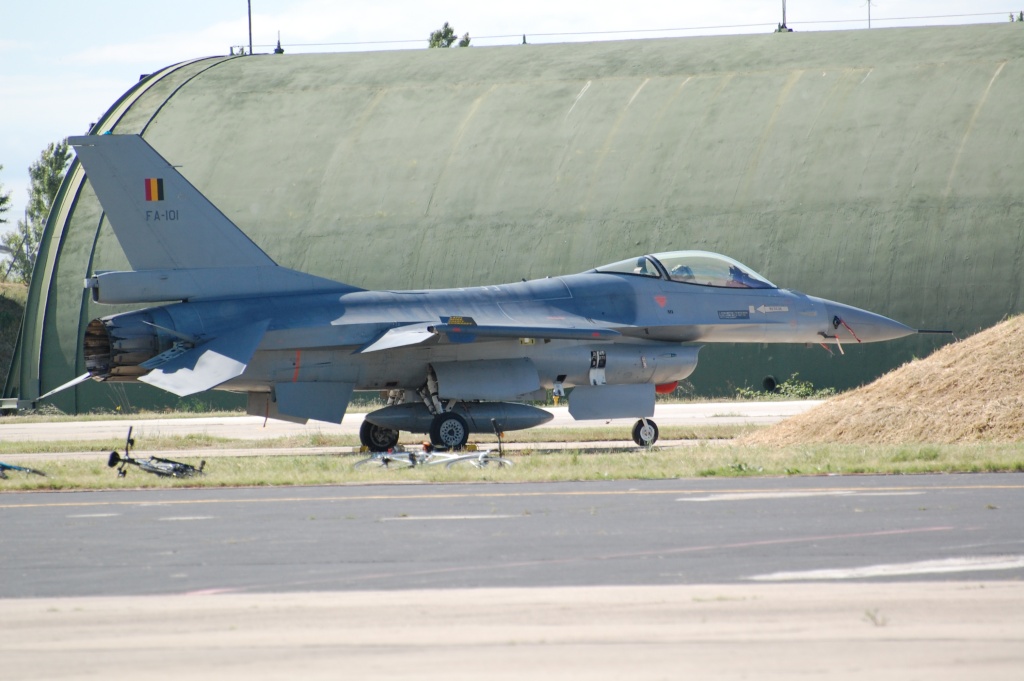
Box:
[69,135,276,271]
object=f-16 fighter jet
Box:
[47,135,916,449]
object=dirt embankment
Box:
[744,315,1024,445]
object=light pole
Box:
[777,1,792,32]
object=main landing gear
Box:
[429,412,470,449]
[359,420,400,452]
[357,404,470,453]
[632,418,659,447]
[362,414,655,450]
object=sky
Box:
[0,1,1016,239]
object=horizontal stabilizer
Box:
[139,319,270,396]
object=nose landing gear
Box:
[632,418,659,447]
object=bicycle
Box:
[107,427,206,478]
[0,461,46,479]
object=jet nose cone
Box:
[816,298,916,343]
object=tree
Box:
[429,22,470,48]
[0,165,13,281]
[0,165,10,225]
[1,140,71,284]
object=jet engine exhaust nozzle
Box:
[84,315,161,381]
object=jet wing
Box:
[359,323,437,353]
[139,319,270,396]
[359,321,620,353]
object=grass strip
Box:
[0,425,750,456]
[2,442,1022,492]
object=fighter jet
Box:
[47,134,916,449]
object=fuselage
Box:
[90,260,913,400]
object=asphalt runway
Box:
[3,403,1022,680]
[3,474,1023,598]
[2,474,1023,679]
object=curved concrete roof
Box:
[8,24,1024,412]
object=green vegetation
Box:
[429,22,470,48]
[0,281,27,388]
[735,373,837,400]
[0,163,11,224]
[2,140,70,285]
[2,441,1022,492]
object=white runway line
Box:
[679,490,924,502]
[749,556,1024,581]
[380,514,519,522]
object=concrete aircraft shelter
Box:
[5,23,1023,414]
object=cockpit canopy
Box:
[593,251,776,289]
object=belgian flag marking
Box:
[144,178,164,202]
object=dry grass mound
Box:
[745,315,1024,445]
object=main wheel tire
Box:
[429,412,469,449]
[360,420,400,452]
[632,419,659,447]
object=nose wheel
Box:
[632,418,659,447]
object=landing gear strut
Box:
[359,420,400,452]
[632,418,659,447]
